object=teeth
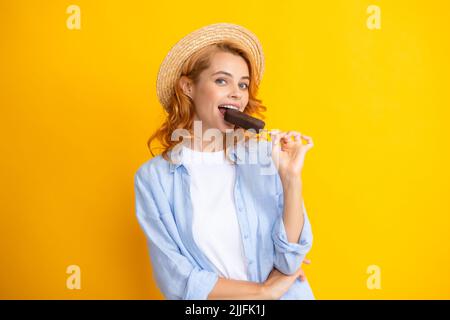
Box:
[219,104,239,110]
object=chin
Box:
[217,122,235,133]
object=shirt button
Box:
[244,234,249,239]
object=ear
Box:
[179,76,193,98]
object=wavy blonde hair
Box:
[148,40,267,162]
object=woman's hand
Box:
[262,259,311,300]
[269,130,314,181]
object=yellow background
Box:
[1,0,449,299]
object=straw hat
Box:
[156,22,265,112]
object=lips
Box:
[218,104,240,117]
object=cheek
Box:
[197,83,223,105]
[240,93,250,109]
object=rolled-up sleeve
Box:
[134,168,219,300]
[271,174,313,275]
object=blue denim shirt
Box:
[134,139,314,300]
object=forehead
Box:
[207,51,249,76]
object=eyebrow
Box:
[211,71,250,80]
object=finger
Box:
[281,131,295,142]
[298,271,306,282]
[273,133,282,146]
[271,131,286,146]
[286,131,303,142]
[281,136,291,144]
[301,134,313,144]
[282,131,303,144]
[268,129,279,143]
[301,134,314,149]
[286,130,300,137]
[303,258,311,265]
[278,131,289,140]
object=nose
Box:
[228,83,243,100]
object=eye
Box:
[215,78,226,85]
[239,83,249,90]
[215,78,249,90]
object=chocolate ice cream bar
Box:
[224,108,265,132]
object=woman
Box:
[134,23,315,299]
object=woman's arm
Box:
[270,130,313,244]
[270,130,314,275]
[208,264,307,300]
[280,175,304,244]
[207,278,268,300]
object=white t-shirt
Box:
[181,145,249,281]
